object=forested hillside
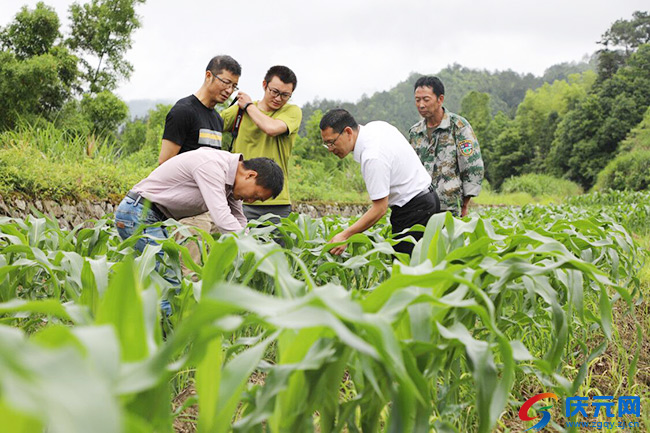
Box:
[300,57,596,135]
[297,11,650,192]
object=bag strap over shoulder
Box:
[230,107,244,147]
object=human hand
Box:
[237,92,253,108]
[328,232,349,255]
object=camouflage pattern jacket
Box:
[408,109,484,215]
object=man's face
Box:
[208,70,240,103]
[262,76,294,111]
[321,127,352,159]
[233,172,273,204]
[414,86,444,119]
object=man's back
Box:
[355,121,431,207]
[135,148,243,228]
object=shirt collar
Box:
[413,107,450,133]
[353,125,366,163]
[437,107,451,130]
[227,153,243,187]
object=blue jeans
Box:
[115,196,178,315]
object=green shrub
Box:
[501,173,582,197]
[119,103,171,155]
[289,158,367,203]
[594,149,650,191]
[0,144,150,201]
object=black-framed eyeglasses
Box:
[267,86,292,100]
[322,129,345,149]
[212,72,239,91]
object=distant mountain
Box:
[127,99,174,119]
[300,55,598,135]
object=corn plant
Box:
[0,192,647,432]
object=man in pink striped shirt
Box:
[114,148,283,314]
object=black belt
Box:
[413,184,435,200]
[391,184,439,212]
[126,191,166,220]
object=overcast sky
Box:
[1,0,647,106]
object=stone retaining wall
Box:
[0,196,367,229]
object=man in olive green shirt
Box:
[221,65,302,221]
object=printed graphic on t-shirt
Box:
[198,129,222,148]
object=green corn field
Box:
[0,190,648,433]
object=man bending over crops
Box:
[114,149,283,313]
[157,55,242,270]
[320,109,440,256]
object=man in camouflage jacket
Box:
[408,76,484,217]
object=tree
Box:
[0,3,80,130]
[596,11,650,83]
[80,90,129,136]
[460,91,491,143]
[67,0,146,93]
[119,103,171,154]
[0,2,60,59]
[599,11,650,54]
[0,49,79,130]
[483,71,595,188]
[548,44,650,189]
[487,126,527,189]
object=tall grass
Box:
[0,123,153,200]
[0,121,121,163]
[500,173,583,197]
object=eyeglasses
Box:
[267,86,292,101]
[322,129,344,149]
[212,72,239,91]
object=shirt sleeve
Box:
[220,104,239,132]
[227,193,248,228]
[162,104,191,146]
[192,162,246,233]
[455,122,484,197]
[361,157,391,201]
[275,105,302,135]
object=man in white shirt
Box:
[320,109,440,255]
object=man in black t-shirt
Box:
[158,55,241,165]
[155,55,241,274]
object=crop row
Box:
[0,193,647,432]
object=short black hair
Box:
[319,109,359,133]
[414,76,444,97]
[264,65,297,91]
[242,157,284,198]
[206,55,241,77]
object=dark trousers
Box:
[243,204,292,247]
[243,204,292,224]
[390,188,440,255]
